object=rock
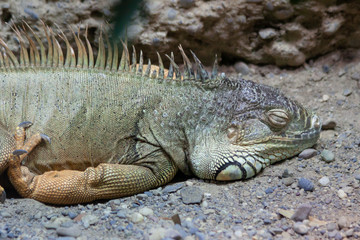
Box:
[354,173,360,181]
[298,149,317,159]
[259,28,277,40]
[44,217,70,229]
[234,62,250,75]
[345,229,354,237]
[291,203,312,221]
[351,72,360,80]
[162,183,185,194]
[148,227,167,240]
[167,8,177,20]
[322,120,336,130]
[321,150,335,162]
[337,189,347,199]
[180,186,203,204]
[322,64,330,74]
[327,222,339,231]
[323,18,343,35]
[318,176,330,186]
[269,41,306,67]
[24,8,39,20]
[282,169,292,178]
[321,94,330,102]
[56,225,82,238]
[179,0,195,9]
[343,89,352,96]
[81,215,99,228]
[116,210,127,219]
[164,229,182,239]
[293,222,309,235]
[130,212,144,223]
[283,177,295,186]
[337,216,350,229]
[139,207,154,216]
[298,178,314,191]
[0,211,11,218]
[338,69,346,77]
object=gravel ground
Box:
[1,49,360,240]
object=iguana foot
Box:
[7,122,50,199]
[14,122,50,161]
[0,186,5,203]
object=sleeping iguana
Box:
[0,23,321,204]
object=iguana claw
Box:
[18,121,33,128]
[13,149,28,156]
[40,134,51,144]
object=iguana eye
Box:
[265,109,290,129]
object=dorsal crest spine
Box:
[0,22,223,85]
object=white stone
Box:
[130,212,144,223]
[338,189,347,199]
[139,207,154,216]
[318,176,330,186]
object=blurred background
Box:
[1,0,360,68]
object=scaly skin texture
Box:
[0,25,321,204]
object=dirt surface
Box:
[1,1,360,239]
[0,48,359,239]
[1,0,360,67]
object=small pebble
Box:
[345,229,354,237]
[354,173,360,181]
[162,183,185,194]
[234,62,250,75]
[0,211,11,218]
[327,222,339,231]
[338,69,346,77]
[180,187,203,204]
[337,216,350,229]
[321,150,335,162]
[337,189,347,199]
[351,72,360,80]
[322,65,330,73]
[291,203,312,221]
[322,120,336,130]
[139,207,153,216]
[282,177,295,186]
[56,225,82,238]
[129,212,144,223]
[318,176,330,186]
[321,95,330,102]
[179,0,195,8]
[293,222,309,235]
[298,149,317,159]
[298,178,314,191]
[343,89,352,96]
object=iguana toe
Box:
[0,190,5,204]
[18,121,33,128]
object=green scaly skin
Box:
[0,25,321,204]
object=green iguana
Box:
[0,23,321,205]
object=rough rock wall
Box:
[1,0,360,67]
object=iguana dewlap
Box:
[0,23,321,204]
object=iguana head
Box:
[189,78,321,181]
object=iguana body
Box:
[0,24,321,204]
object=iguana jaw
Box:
[189,113,321,181]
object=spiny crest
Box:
[0,22,223,84]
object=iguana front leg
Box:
[8,124,178,204]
